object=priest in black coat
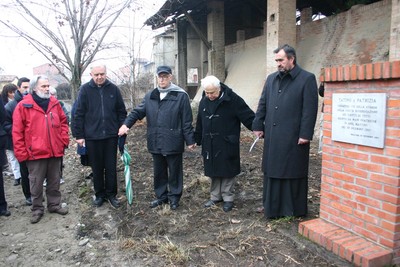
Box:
[252,44,318,219]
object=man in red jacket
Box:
[13,75,70,224]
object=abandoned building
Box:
[145,0,400,266]
[144,0,395,108]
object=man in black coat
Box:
[74,64,127,209]
[118,66,196,210]
[0,98,11,216]
[252,44,318,219]
[195,75,255,212]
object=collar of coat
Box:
[201,82,233,102]
[20,94,60,113]
[88,78,111,88]
[149,88,183,100]
[276,64,301,80]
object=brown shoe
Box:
[50,207,68,215]
[30,214,43,224]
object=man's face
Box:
[35,78,50,99]
[19,82,30,94]
[204,86,220,101]
[90,66,107,86]
[275,49,294,73]
[157,72,172,89]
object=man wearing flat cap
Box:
[119,65,196,210]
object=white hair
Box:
[201,75,221,90]
[29,75,49,94]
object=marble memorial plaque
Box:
[332,93,386,148]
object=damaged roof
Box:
[144,0,381,29]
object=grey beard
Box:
[36,91,50,99]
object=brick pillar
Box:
[176,20,188,90]
[266,0,296,75]
[236,30,245,42]
[300,7,313,24]
[207,0,225,81]
[390,0,400,61]
[299,61,400,266]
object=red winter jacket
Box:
[12,94,69,162]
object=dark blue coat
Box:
[195,84,254,178]
[73,79,127,141]
[124,87,195,155]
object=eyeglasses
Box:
[158,74,170,80]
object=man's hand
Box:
[76,138,85,146]
[253,130,264,138]
[298,138,310,145]
[118,124,129,136]
[187,144,196,150]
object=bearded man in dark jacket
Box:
[252,44,318,219]
[119,66,196,211]
[194,75,255,212]
[73,64,127,209]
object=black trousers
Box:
[86,138,118,199]
[152,153,183,204]
[20,161,31,199]
[0,149,8,211]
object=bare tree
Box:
[0,0,135,100]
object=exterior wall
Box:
[153,33,176,72]
[207,0,225,81]
[222,36,266,110]
[390,0,400,61]
[296,0,391,77]
[316,60,400,265]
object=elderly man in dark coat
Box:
[252,44,318,219]
[118,66,196,211]
[195,75,255,212]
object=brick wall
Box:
[317,60,400,265]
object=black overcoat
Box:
[252,65,318,178]
[195,84,255,178]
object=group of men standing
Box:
[0,43,318,223]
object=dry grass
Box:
[120,236,189,265]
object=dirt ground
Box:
[0,121,352,267]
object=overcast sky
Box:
[0,0,163,78]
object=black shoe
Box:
[223,202,234,212]
[204,199,222,208]
[170,202,179,210]
[108,197,120,209]
[92,197,105,207]
[86,172,93,180]
[13,178,21,186]
[0,210,11,217]
[150,199,167,208]
[25,197,32,206]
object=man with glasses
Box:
[73,64,127,209]
[12,75,69,223]
[4,77,32,206]
[118,66,196,210]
